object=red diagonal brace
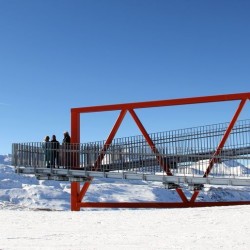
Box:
[203,99,247,177]
[94,109,127,171]
[190,190,200,203]
[176,188,189,203]
[79,181,92,201]
[129,109,172,175]
[176,188,200,204]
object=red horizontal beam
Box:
[71,92,250,113]
[78,201,250,208]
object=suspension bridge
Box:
[13,92,250,210]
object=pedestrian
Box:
[63,131,71,144]
[62,131,71,168]
[43,135,51,168]
[50,135,60,168]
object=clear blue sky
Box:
[0,0,249,154]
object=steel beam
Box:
[76,201,250,209]
[71,93,250,113]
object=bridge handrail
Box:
[12,142,250,178]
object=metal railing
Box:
[12,119,250,179]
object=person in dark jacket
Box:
[62,131,71,167]
[63,131,71,144]
[43,135,51,168]
[50,135,60,168]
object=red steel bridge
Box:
[13,92,250,211]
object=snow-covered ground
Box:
[1,155,250,249]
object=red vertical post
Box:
[71,182,80,211]
[71,110,80,144]
[71,110,81,168]
[71,112,81,210]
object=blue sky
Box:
[0,0,249,154]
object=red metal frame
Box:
[70,93,250,211]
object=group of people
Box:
[43,131,71,168]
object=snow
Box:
[1,155,250,249]
[1,207,250,250]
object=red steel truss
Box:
[70,92,250,211]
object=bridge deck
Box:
[15,166,250,187]
[13,119,250,187]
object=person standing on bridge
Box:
[50,135,60,168]
[43,135,51,168]
[63,131,71,144]
[62,131,71,168]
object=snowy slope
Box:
[183,159,250,176]
[1,155,250,211]
[0,154,11,165]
